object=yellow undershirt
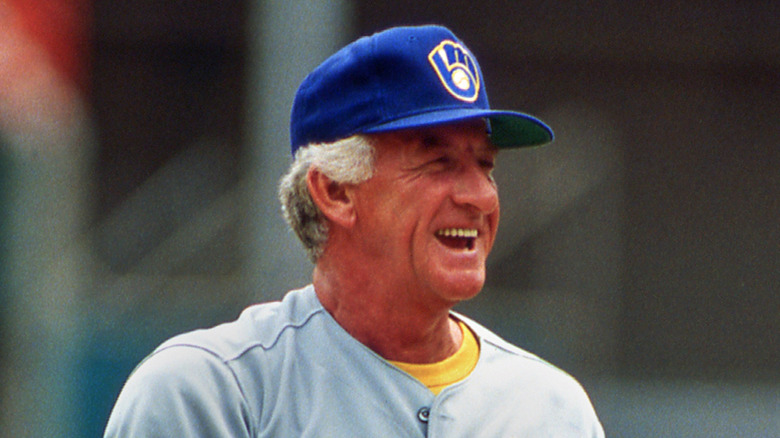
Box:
[390,321,480,395]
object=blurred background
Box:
[0,0,777,436]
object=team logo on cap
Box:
[428,40,480,102]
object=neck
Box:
[312,261,463,364]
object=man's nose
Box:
[452,164,499,214]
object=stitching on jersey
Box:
[230,307,324,361]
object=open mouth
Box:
[435,228,478,251]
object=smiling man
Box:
[105,25,605,437]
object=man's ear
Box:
[306,167,356,228]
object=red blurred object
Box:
[5,0,91,93]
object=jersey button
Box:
[417,407,430,423]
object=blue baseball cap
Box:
[290,25,553,155]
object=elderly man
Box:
[105,25,604,437]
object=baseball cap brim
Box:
[361,108,553,148]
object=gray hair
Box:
[279,135,375,262]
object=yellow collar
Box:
[390,321,480,395]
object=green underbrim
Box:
[488,114,554,148]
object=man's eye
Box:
[428,156,451,167]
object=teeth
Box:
[436,228,478,238]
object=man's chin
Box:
[432,272,486,304]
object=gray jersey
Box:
[104,285,604,437]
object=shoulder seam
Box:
[232,306,325,361]
[156,305,326,363]
[454,313,575,376]
[145,343,258,434]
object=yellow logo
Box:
[427,40,480,102]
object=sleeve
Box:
[564,378,606,438]
[103,345,254,438]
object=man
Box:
[105,25,605,437]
